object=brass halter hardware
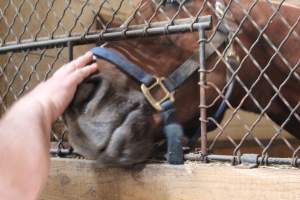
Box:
[141,76,175,111]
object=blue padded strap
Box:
[163,53,198,92]
[91,47,155,86]
[91,47,197,94]
[161,101,184,164]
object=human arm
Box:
[0,51,98,200]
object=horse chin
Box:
[94,108,155,167]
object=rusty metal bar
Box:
[51,149,300,167]
[184,153,300,167]
[67,41,73,62]
[0,16,212,54]
[199,28,208,159]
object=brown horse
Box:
[64,0,300,166]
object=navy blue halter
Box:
[91,47,187,164]
[90,47,198,96]
[91,47,155,87]
[91,47,231,164]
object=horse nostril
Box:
[70,74,105,114]
[72,83,96,107]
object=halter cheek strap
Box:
[91,47,202,111]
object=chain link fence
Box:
[0,0,299,167]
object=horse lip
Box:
[102,104,147,146]
[113,104,141,131]
[80,106,140,154]
[98,104,139,140]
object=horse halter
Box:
[90,0,239,164]
[91,46,194,164]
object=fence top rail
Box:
[0,16,212,55]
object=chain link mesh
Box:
[0,0,299,166]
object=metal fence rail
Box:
[0,0,299,167]
[0,16,212,54]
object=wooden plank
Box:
[41,158,300,200]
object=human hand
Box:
[31,51,98,123]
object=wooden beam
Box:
[41,158,300,200]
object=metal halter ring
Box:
[141,76,175,111]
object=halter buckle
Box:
[141,77,175,111]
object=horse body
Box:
[224,0,300,137]
[65,0,300,166]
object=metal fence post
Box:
[199,28,208,160]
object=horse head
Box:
[64,0,300,166]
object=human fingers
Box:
[54,51,94,77]
[67,63,98,85]
[67,51,94,71]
